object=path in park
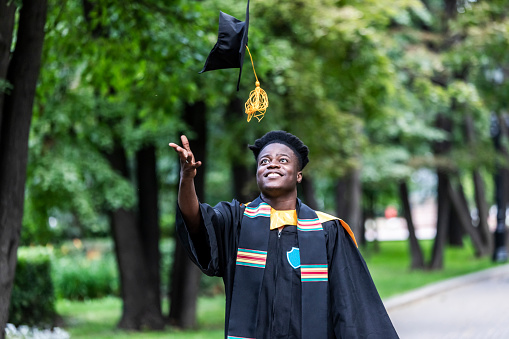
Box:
[385,264,509,339]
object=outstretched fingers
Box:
[179,135,194,163]
[180,135,191,151]
[169,135,201,168]
[168,143,189,163]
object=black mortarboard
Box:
[199,0,250,91]
[248,130,310,170]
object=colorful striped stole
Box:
[227,199,271,339]
[227,197,333,339]
[297,206,329,339]
[300,264,328,282]
[236,248,267,268]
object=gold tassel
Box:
[245,45,268,122]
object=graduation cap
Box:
[200,0,268,122]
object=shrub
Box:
[8,247,56,327]
[52,252,119,300]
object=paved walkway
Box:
[385,264,509,339]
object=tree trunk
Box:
[429,113,452,269]
[463,114,492,250]
[446,179,487,256]
[300,177,319,210]
[399,181,425,269]
[473,170,492,248]
[0,1,47,335]
[492,113,508,262]
[169,101,206,328]
[429,172,450,269]
[450,173,471,249]
[106,143,165,330]
[233,163,257,203]
[464,114,490,247]
[80,1,165,329]
[110,208,164,330]
[447,204,464,247]
[0,0,16,132]
[335,169,362,240]
[169,239,202,328]
[493,167,508,262]
[361,189,375,249]
[135,144,163,319]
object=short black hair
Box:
[248,130,309,170]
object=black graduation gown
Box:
[176,199,399,339]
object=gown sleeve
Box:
[175,200,243,277]
[326,221,399,339]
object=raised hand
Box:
[169,135,202,180]
[168,135,202,232]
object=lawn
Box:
[56,239,497,338]
[362,240,494,298]
[57,296,225,339]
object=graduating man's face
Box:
[256,143,302,198]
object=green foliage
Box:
[362,146,412,184]
[23,131,134,244]
[8,247,56,327]
[51,241,119,300]
[21,0,509,293]
[25,0,206,242]
[52,254,119,301]
[49,238,217,301]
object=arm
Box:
[169,135,202,234]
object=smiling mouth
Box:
[266,172,283,178]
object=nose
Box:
[267,161,280,168]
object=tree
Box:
[381,0,506,267]
[79,1,165,329]
[399,181,425,268]
[455,0,509,262]
[0,0,48,335]
[24,0,212,330]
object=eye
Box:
[280,158,288,163]
[260,158,269,165]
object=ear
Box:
[297,171,303,184]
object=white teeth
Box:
[267,173,280,178]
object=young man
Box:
[169,130,399,339]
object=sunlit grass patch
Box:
[56,295,226,339]
[362,239,495,299]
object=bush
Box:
[52,251,119,300]
[8,247,56,327]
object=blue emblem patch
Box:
[286,247,301,269]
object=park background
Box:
[1,0,509,338]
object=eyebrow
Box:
[259,153,291,159]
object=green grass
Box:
[57,296,225,339]
[362,240,495,299]
[56,239,499,338]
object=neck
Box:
[260,192,297,210]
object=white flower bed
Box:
[5,323,70,339]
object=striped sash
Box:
[227,197,329,339]
[297,206,328,339]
